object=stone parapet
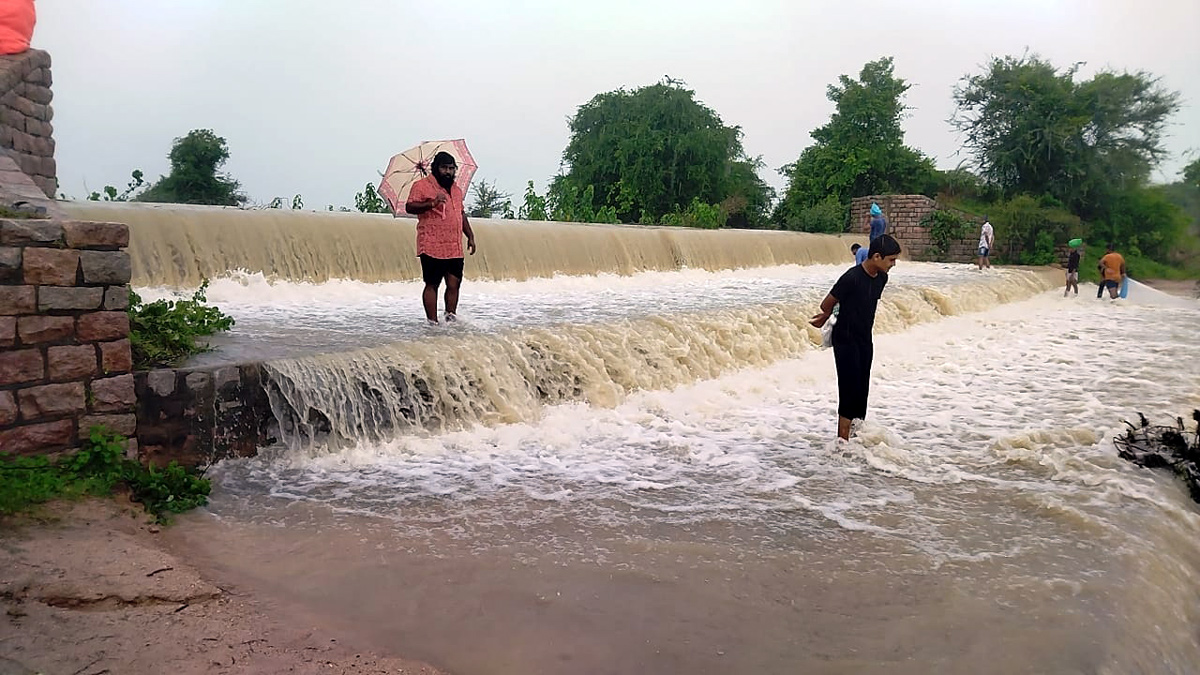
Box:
[0,218,136,456]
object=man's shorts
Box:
[1103,279,1119,290]
[419,254,464,286]
[978,246,990,258]
[1066,271,1079,283]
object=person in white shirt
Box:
[977,218,994,270]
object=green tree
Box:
[136,129,246,206]
[354,182,391,213]
[775,57,936,228]
[951,54,1181,216]
[559,77,771,227]
[467,179,512,218]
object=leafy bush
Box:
[128,280,235,369]
[659,198,724,229]
[0,427,211,522]
[921,209,968,259]
[780,195,847,234]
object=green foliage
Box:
[780,195,847,234]
[983,195,1081,263]
[921,209,969,260]
[136,129,246,206]
[1184,158,1200,190]
[952,54,1180,217]
[1088,185,1190,261]
[87,170,147,202]
[546,177,619,224]
[659,198,724,229]
[354,182,391,214]
[124,461,212,518]
[517,181,548,220]
[265,194,305,210]
[467,178,512,218]
[128,280,235,369]
[775,58,937,226]
[559,77,772,227]
[0,427,211,522]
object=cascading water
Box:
[84,201,1199,674]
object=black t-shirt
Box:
[1067,250,1080,272]
[831,265,888,344]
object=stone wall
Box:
[0,49,55,199]
[0,218,136,456]
[850,195,982,262]
[135,363,276,468]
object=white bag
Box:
[820,314,836,349]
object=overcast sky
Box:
[36,0,1200,209]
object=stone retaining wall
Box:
[0,49,55,199]
[850,195,982,262]
[0,218,136,456]
[135,363,276,468]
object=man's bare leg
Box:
[838,416,852,441]
[422,283,439,322]
[444,275,461,318]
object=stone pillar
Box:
[0,218,136,456]
[0,49,55,199]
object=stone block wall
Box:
[0,49,55,199]
[0,218,136,456]
[135,363,276,468]
[850,195,983,262]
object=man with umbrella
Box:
[405,151,476,323]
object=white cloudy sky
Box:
[37,0,1200,208]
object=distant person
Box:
[866,203,887,242]
[851,243,869,265]
[0,0,35,55]
[810,234,902,441]
[405,151,477,324]
[1064,243,1081,297]
[1097,242,1126,300]
[977,217,994,270]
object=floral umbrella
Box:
[377,139,477,215]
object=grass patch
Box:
[0,427,211,523]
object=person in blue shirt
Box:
[851,243,869,265]
[866,202,887,242]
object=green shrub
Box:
[659,197,725,229]
[920,209,968,259]
[781,195,848,234]
[0,427,211,523]
[128,279,234,369]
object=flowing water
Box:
[79,203,1200,674]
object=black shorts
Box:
[1103,279,1119,289]
[419,255,464,286]
[833,338,873,421]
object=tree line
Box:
[82,52,1200,275]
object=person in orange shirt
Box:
[405,152,477,324]
[0,0,36,55]
[1097,242,1126,300]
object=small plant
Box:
[922,209,968,259]
[128,279,235,369]
[0,427,211,522]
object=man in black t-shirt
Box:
[810,234,902,440]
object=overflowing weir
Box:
[63,202,859,287]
